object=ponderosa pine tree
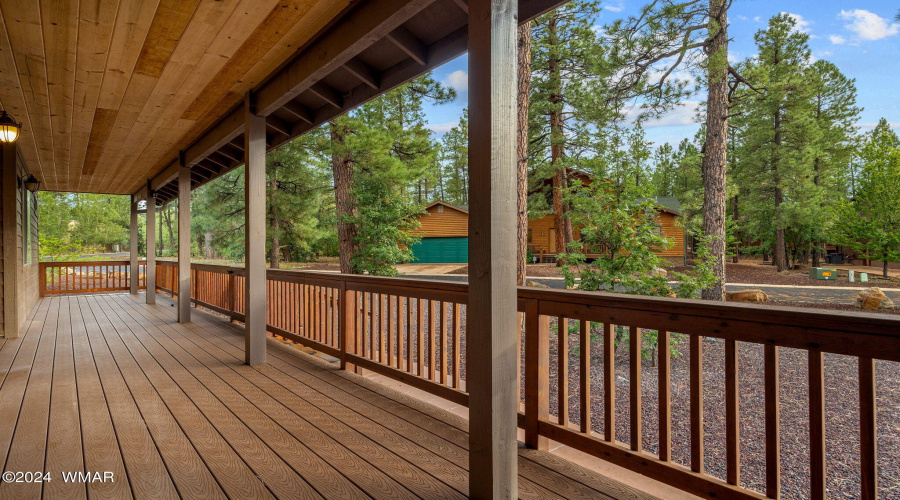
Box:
[439,109,469,206]
[830,119,900,278]
[731,14,817,272]
[807,60,861,266]
[531,1,614,265]
[331,73,455,275]
[604,0,748,300]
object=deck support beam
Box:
[130,196,138,294]
[177,155,191,323]
[146,187,156,304]
[244,95,267,366]
[466,0,518,497]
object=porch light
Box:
[0,111,21,143]
[23,174,40,192]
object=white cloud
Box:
[627,101,701,128]
[781,12,813,35]
[604,2,624,13]
[427,122,457,136]
[443,70,468,93]
[753,16,761,23]
[839,9,900,41]
[828,34,846,45]
[858,122,900,130]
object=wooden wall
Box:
[411,203,469,238]
[527,211,685,261]
[0,144,39,337]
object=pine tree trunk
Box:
[331,121,359,274]
[516,22,532,286]
[158,205,165,254]
[204,232,214,259]
[700,0,729,301]
[731,194,739,263]
[884,260,889,279]
[269,165,281,269]
[548,13,571,266]
[164,205,175,256]
[811,155,822,268]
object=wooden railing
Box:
[152,261,897,500]
[39,260,147,296]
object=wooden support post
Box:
[146,187,156,304]
[467,0,518,496]
[177,153,191,323]
[1,142,18,338]
[145,189,156,304]
[245,94,266,366]
[524,299,548,451]
[129,196,138,294]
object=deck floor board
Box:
[0,293,658,500]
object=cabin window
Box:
[437,205,444,213]
[654,223,663,238]
[527,229,533,243]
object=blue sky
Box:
[423,1,900,148]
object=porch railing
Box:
[39,260,147,296]
[156,261,897,499]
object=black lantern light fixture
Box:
[23,174,40,193]
[0,110,22,143]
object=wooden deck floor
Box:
[0,293,656,500]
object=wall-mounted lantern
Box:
[23,174,40,192]
[0,111,22,143]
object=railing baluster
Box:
[809,349,825,500]
[726,339,740,486]
[406,297,412,373]
[363,292,370,358]
[765,344,781,499]
[604,322,615,442]
[453,302,461,389]
[580,320,591,434]
[659,329,671,461]
[388,295,395,367]
[690,333,704,473]
[525,298,549,450]
[859,356,877,500]
[417,298,425,377]
[559,316,568,426]
[630,325,642,452]
[429,300,437,381]
[439,302,447,385]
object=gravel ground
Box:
[672,262,900,288]
[538,321,900,499]
[770,301,900,316]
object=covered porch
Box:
[0,292,653,500]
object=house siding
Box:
[411,204,469,238]
[1,144,39,337]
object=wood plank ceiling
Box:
[0,0,351,194]
[0,0,563,201]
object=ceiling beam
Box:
[450,0,468,14]
[265,115,291,136]
[344,57,379,89]
[386,26,426,65]
[255,0,436,116]
[308,82,342,108]
[217,146,243,163]
[282,100,314,124]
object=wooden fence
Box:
[116,261,900,499]
[39,260,147,296]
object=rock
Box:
[725,289,769,303]
[651,267,668,277]
[526,280,550,288]
[856,287,894,310]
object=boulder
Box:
[526,280,550,288]
[856,287,894,310]
[725,289,769,303]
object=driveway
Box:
[403,274,900,305]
